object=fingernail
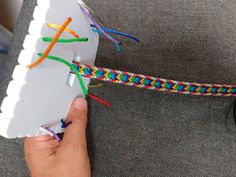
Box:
[74,98,87,110]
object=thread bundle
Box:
[72,62,236,97]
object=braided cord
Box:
[72,62,236,97]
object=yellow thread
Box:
[88,83,104,88]
[47,23,80,38]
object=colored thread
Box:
[79,5,120,44]
[88,83,103,88]
[38,54,111,106]
[27,17,72,69]
[88,93,111,107]
[47,23,80,38]
[71,62,236,97]
[79,5,122,52]
[77,1,93,12]
[40,127,61,142]
[37,53,88,97]
[115,43,121,53]
[60,119,72,128]
[45,127,61,142]
[91,28,122,51]
[91,24,140,43]
[42,37,88,43]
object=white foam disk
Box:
[0,0,99,138]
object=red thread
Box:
[88,93,111,107]
[73,61,80,65]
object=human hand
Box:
[24,98,91,177]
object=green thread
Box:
[221,88,227,93]
[42,37,89,43]
[37,53,88,97]
[108,73,113,79]
[163,83,168,89]
[131,76,135,83]
[176,85,182,91]
[120,74,126,81]
[188,86,192,91]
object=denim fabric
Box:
[0,0,236,176]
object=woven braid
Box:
[71,62,236,97]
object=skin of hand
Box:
[24,98,91,177]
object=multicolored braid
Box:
[71,61,236,97]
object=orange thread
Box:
[47,23,80,38]
[27,17,72,69]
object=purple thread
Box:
[45,127,61,142]
[80,6,121,45]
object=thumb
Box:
[60,98,88,149]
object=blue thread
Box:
[221,88,228,94]
[92,28,121,52]
[92,27,122,46]
[91,24,140,43]
[110,73,118,80]
[177,85,186,91]
[84,67,92,75]
[211,87,218,93]
[233,89,236,94]
[134,77,141,84]
[165,83,173,89]
[97,70,105,77]
[122,74,130,82]
[144,79,152,86]
[200,87,208,93]
[61,119,72,129]
[154,81,163,88]
[189,86,197,92]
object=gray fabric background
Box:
[0,53,5,72]
[0,0,236,176]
